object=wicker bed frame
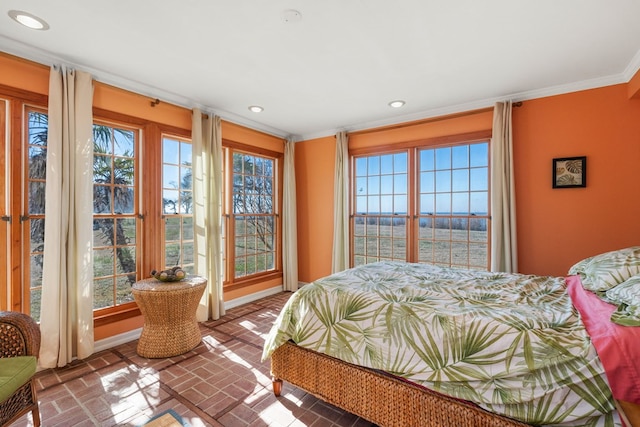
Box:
[271,341,640,427]
[270,341,530,427]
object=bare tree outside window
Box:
[231,152,276,278]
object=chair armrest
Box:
[0,311,41,358]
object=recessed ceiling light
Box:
[8,10,49,30]
[388,100,406,108]
[248,105,264,113]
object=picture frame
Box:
[552,156,586,188]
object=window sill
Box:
[93,305,141,328]
[224,271,283,292]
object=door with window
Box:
[0,98,7,310]
[24,107,49,320]
[0,92,49,318]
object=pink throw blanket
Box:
[566,275,640,404]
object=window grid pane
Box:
[353,152,408,266]
[26,108,48,322]
[417,142,489,269]
[232,152,276,279]
[92,123,138,310]
[162,136,194,273]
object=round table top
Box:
[132,275,207,292]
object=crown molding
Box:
[623,47,640,81]
[0,36,290,139]
[297,72,629,141]
[2,34,636,143]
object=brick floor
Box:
[12,292,377,427]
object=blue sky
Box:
[162,137,192,214]
[355,143,489,215]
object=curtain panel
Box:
[331,131,350,273]
[40,66,95,368]
[192,109,225,321]
[282,140,299,291]
[490,101,518,273]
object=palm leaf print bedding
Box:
[263,261,621,426]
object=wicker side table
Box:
[132,276,207,358]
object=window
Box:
[353,152,408,265]
[25,108,48,321]
[416,143,489,268]
[352,141,490,270]
[92,122,139,311]
[223,146,281,287]
[162,136,194,273]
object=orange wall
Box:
[513,83,640,276]
[0,54,49,94]
[296,84,640,280]
[295,136,336,282]
[629,68,640,99]
[295,111,494,283]
[223,121,285,153]
[349,109,494,149]
[94,84,191,129]
[0,52,191,129]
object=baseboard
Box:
[224,284,284,309]
[94,328,142,353]
[94,284,286,352]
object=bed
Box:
[262,251,640,427]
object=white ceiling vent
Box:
[282,9,302,23]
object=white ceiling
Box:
[2,1,640,141]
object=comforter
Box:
[263,261,620,426]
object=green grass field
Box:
[353,223,488,269]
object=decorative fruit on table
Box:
[150,266,187,282]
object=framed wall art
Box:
[552,156,586,188]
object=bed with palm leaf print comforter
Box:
[263,261,621,426]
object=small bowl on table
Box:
[150,267,187,282]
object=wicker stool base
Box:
[271,341,530,427]
[136,318,202,359]
[132,276,207,358]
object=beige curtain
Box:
[282,139,298,291]
[331,131,350,273]
[40,66,95,368]
[490,101,518,272]
[192,109,225,321]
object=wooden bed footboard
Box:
[616,400,640,427]
[270,341,530,427]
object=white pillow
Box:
[568,246,640,292]
[606,275,640,326]
[606,275,640,305]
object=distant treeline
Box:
[354,215,488,231]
